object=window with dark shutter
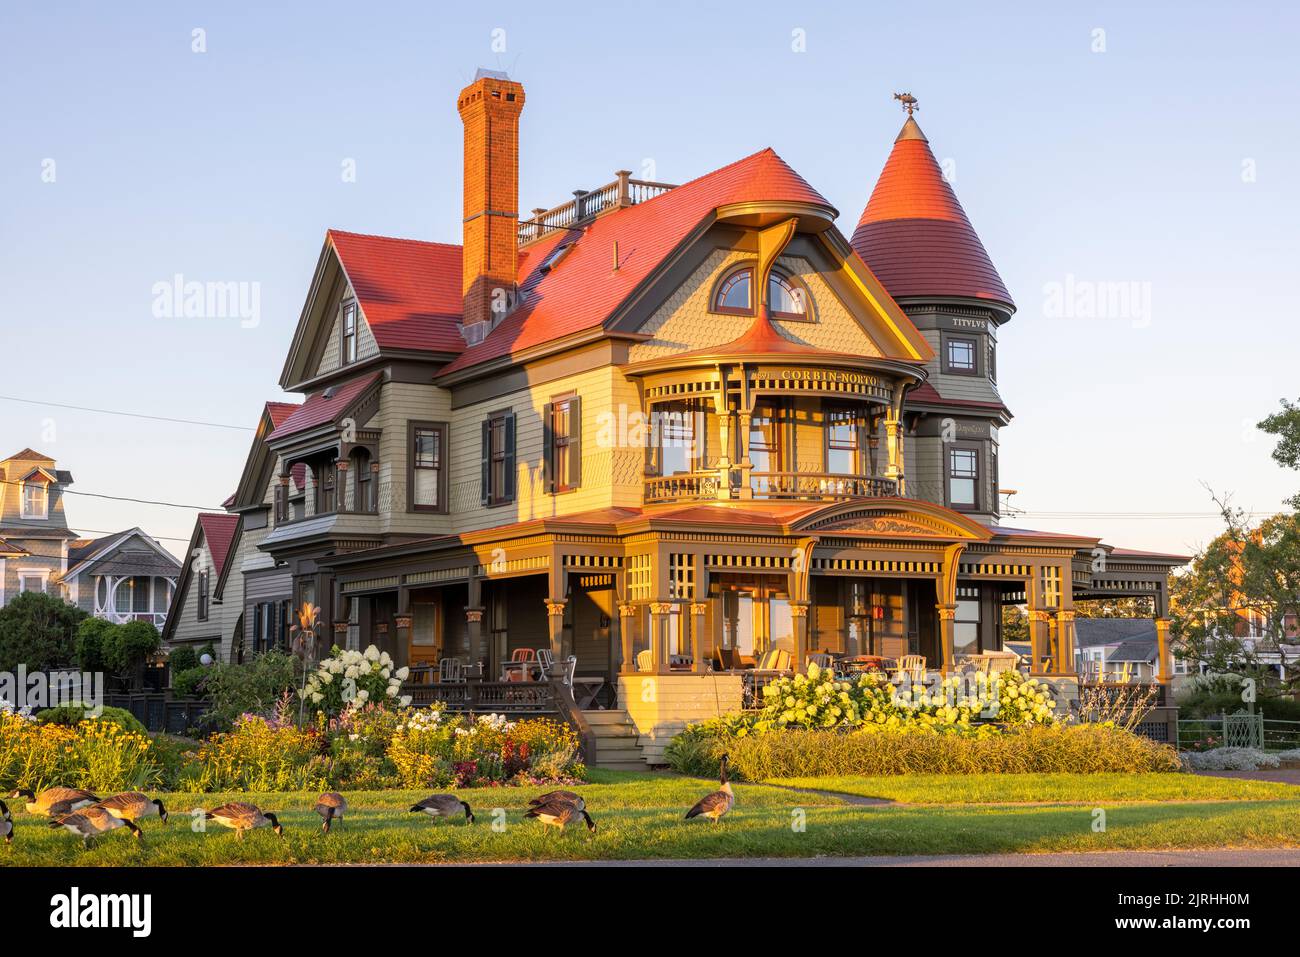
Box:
[545,396,581,493]
[483,411,516,506]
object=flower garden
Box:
[664,664,1182,779]
[0,645,582,797]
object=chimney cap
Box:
[474,67,511,81]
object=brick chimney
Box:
[458,69,525,332]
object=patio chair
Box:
[560,654,577,687]
[981,651,1020,674]
[894,654,927,684]
[510,648,536,662]
[438,657,463,683]
[669,654,694,671]
[636,649,653,672]
[536,648,555,680]
[713,647,743,671]
[806,652,835,672]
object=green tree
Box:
[73,617,116,672]
[1258,397,1300,507]
[102,620,161,689]
[0,592,88,671]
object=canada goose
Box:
[685,753,734,824]
[527,789,583,810]
[205,802,283,840]
[409,794,474,823]
[49,806,142,848]
[314,792,348,833]
[7,786,100,816]
[95,792,168,825]
[525,799,596,834]
[0,799,13,845]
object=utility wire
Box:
[0,477,222,511]
[0,394,254,431]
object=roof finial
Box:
[893,91,918,115]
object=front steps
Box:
[584,709,648,771]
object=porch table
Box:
[570,677,604,710]
[839,655,894,676]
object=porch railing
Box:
[403,679,557,714]
[751,472,899,501]
[643,470,899,504]
[102,611,168,628]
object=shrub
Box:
[102,620,161,681]
[0,711,162,793]
[184,714,326,793]
[301,644,410,719]
[168,646,199,674]
[36,702,147,735]
[1181,747,1280,771]
[667,723,1181,779]
[74,617,116,672]
[752,665,1058,734]
[200,652,299,731]
[0,591,88,671]
[170,666,208,699]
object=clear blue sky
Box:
[2,1,1297,558]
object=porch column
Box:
[544,599,567,658]
[735,410,753,499]
[1154,617,1173,685]
[1056,609,1077,675]
[714,396,733,501]
[884,416,904,489]
[335,458,350,512]
[465,575,484,668]
[936,603,957,674]
[691,601,709,673]
[393,587,412,665]
[618,602,637,673]
[1028,610,1052,673]
[790,600,810,671]
[648,601,673,673]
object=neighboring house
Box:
[64,529,181,628]
[0,448,181,629]
[1074,619,1185,682]
[163,402,300,663]
[201,73,1187,738]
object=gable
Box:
[625,225,929,364]
[314,280,380,377]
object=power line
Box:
[0,477,222,511]
[0,394,254,431]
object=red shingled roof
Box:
[328,230,464,354]
[267,373,380,441]
[198,513,240,579]
[265,401,300,430]
[441,148,833,374]
[850,117,1013,308]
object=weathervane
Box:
[893,91,918,115]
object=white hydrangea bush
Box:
[300,644,412,717]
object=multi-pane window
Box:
[954,586,981,656]
[713,268,752,313]
[19,574,45,594]
[653,401,703,476]
[945,336,978,374]
[411,425,445,511]
[317,462,337,513]
[948,447,979,509]
[748,402,785,474]
[481,412,516,506]
[21,481,47,518]
[769,273,809,318]
[197,570,210,621]
[825,408,860,474]
[545,397,580,493]
[341,302,357,364]
[1039,567,1062,610]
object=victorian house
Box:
[0,448,180,626]
[170,72,1185,758]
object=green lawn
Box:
[766,772,1300,805]
[3,770,1297,865]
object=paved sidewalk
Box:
[515,848,1300,867]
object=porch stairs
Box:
[584,710,648,771]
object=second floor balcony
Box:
[644,469,899,504]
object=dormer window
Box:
[341,302,358,364]
[713,267,753,314]
[711,265,813,319]
[21,480,48,519]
